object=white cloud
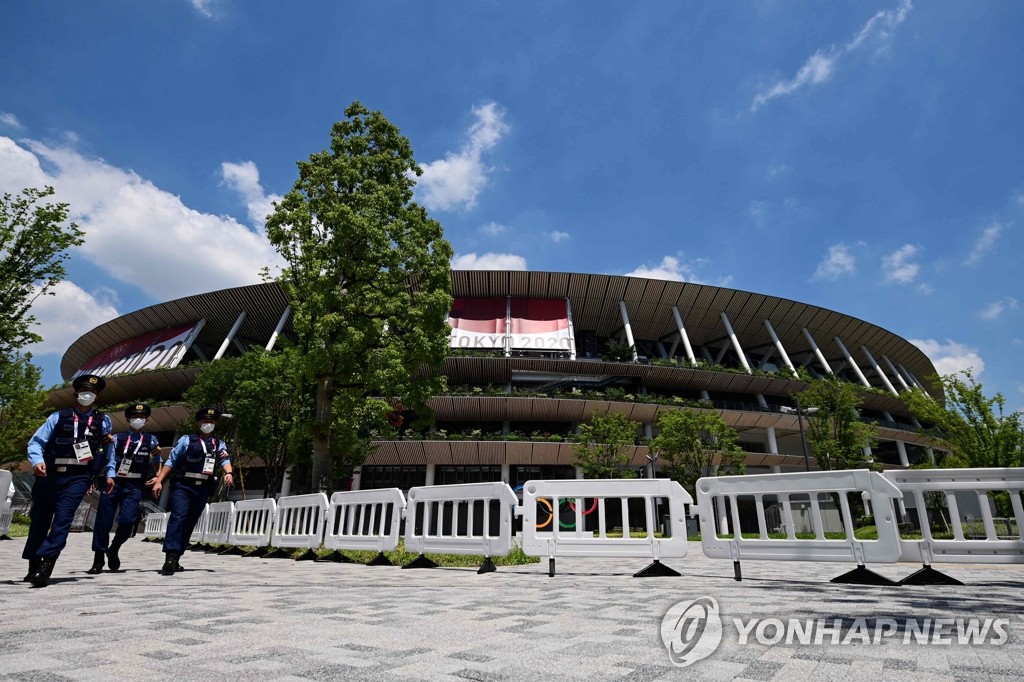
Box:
[25,281,120,357]
[911,338,985,378]
[0,112,23,129]
[1015,190,1024,207]
[964,221,1005,266]
[751,0,912,111]
[811,243,856,281]
[748,200,768,225]
[549,230,570,243]
[625,255,710,283]
[882,243,920,284]
[190,0,214,17]
[0,135,284,301]
[451,252,526,270]
[416,102,509,212]
[479,221,507,236]
[978,297,1019,320]
[220,160,282,229]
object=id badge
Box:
[73,440,94,464]
[117,456,133,477]
[202,457,216,475]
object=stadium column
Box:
[801,327,834,375]
[719,312,751,373]
[833,336,871,387]
[766,426,778,455]
[501,463,510,485]
[265,306,291,351]
[763,320,798,378]
[881,354,911,391]
[860,345,899,396]
[895,441,910,467]
[671,306,698,366]
[425,464,435,487]
[214,311,247,360]
[618,301,639,362]
[350,468,361,491]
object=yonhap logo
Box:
[660,596,723,667]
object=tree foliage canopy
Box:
[903,370,1023,469]
[0,186,84,356]
[799,377,877,470]
[0,354,48,467]
[572,410,640,479]
[649,408,745,498]
[266,102,453,491]
[183,348,305,498]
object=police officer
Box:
[151,407,234,576]
[24,374,114,587]
[87,404,163,574]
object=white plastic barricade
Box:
[325,488,406,553]
[189,505,210,544]
[204,501,235,545]
[883,468,1024,583]
[272,493,329,549]
[228,498,278,548]
[144,512,169,539]
[404,482,517,559]
[0,469,12,537]
[696,470,904,583]
[518,479,692,576]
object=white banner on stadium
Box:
[74,320,206,378]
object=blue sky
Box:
[1,1,1021,407]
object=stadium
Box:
[48,270,942,497]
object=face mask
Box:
[129,418,147,430]
[77,392,96,407]
[199,423,216,434]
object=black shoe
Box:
[22,558,40,582]
[160,553,180,576]
[107,545,122,572]
[28,555,58,588]
[86,551,105,575]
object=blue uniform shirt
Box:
[27,408,115,475]
[164,435,231,470]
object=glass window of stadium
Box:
[360,466,427,491]
[435,466,502,485]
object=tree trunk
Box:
[311,376,333,493]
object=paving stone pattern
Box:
[1,534,1022,681]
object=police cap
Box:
[72,374,106,393]
[196,406,222,421]
[124,403,151,418]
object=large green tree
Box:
[183,348,306,498]
[0,354,48,467]
[798,377,877,470]
[0,186,84,356]
[903,370,1023,469]
[649,408,745,498]
[266,102,453,492]
[573,410,640,479]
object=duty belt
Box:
[118,472,143,479]
[53,458,82,465]
[183,472,210,480]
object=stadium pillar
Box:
[671,306,698,366]
[801,327,833,375]
[861,345,899,396]
[720,312,751,373]
[763,320,798,378]
[833,336,871,387]
[618,301,639,362]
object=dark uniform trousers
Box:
[163,482,212,554]
[91,482,143,552]
[23,473,92,560]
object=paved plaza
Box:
[1,533,1022,681]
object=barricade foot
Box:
[633,560,681,578]
[734,561,742,582]
[830,565,900,586]
[241,547,264,558]
[204,545,223,554]
[478,557,497,574]
[548,558,555,577]
[219,546,246,556]
[316,550,353,563]
[402,554,439,569]
[899,565,964,586]
[261,547,294,559]
[294,549,319,561]
[367,552,393,567]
